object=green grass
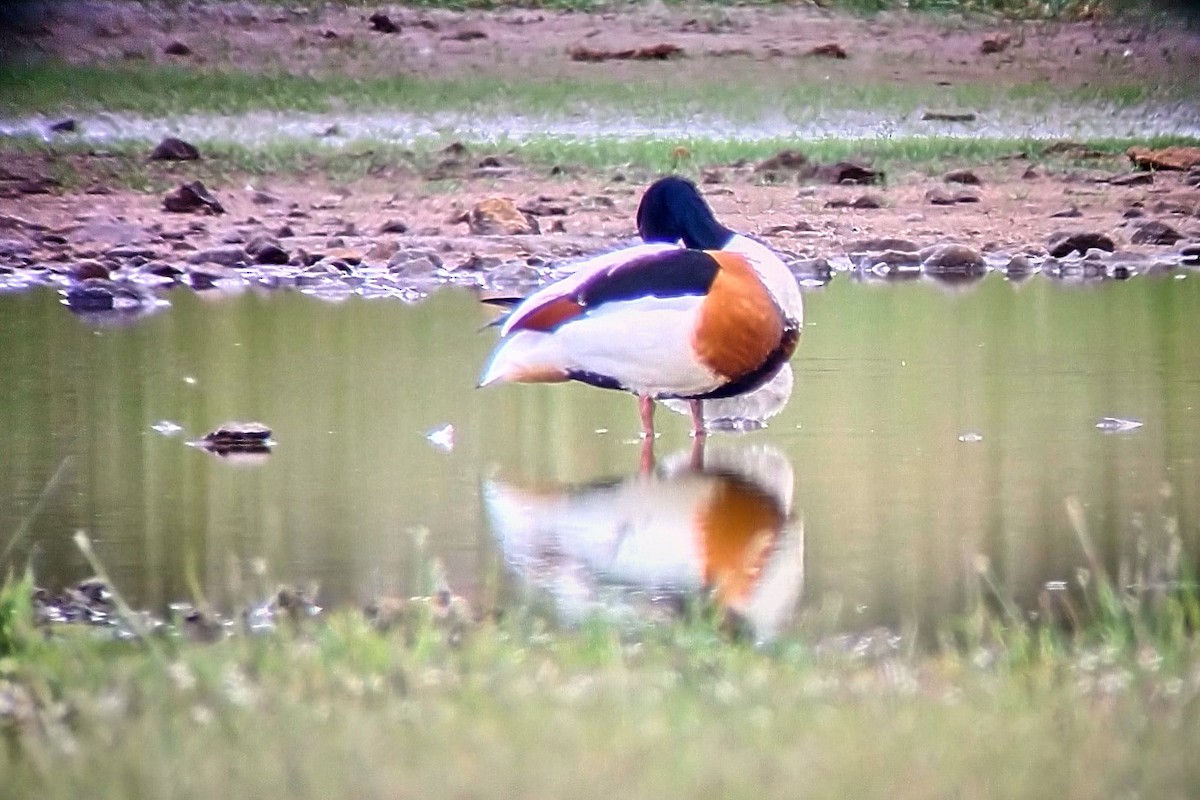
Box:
[2,552,1200,800]
[1,62,1192,119]
[5,133,1197,191]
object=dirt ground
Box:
[28,0,1200,87]
[2,2,1199,274]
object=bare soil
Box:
[31,1,1200,87]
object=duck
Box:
[478,177,803,439]
[636,176,805,427]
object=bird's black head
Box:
[636,176,734,250]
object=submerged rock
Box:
[920,243,986,273]
[198,422,274,454]
[63,278,159,312]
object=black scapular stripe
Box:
[578,249,719,308]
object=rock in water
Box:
[197,422,274,455]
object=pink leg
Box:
[689,400,708,439]
[640,435,656,475]
[638,394,656,440]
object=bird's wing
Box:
[499,242,682,336]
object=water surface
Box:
[1,275,1197,636]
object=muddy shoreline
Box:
[3,149,1199,318]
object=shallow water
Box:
[1,275,1198,638]
[5,98,1200,147]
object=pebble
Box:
[188,246,245,267]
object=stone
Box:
[106,245,157,259]
[1180,243,1200,265]
[1047,232,1115,257]
[952,190,980,203]
[1106,172,1153,186]
[454,254,504,272]
[920,243,986,272]
[378,219,409,234]
[163,181,225,214]
[1050,206,1083,218]
[388,249,442,276]
[755,150,809,172]
[366,240,400,262]
[808,43,847,58]
[163,40,192,55]
[819,161,883,185]
[64,278,150,312]
[788,257,833,282]
[187,264,243,289]
[245,234,290,265]
[1130,220,1184,246]
[925,188,955,205]
[851,194,883,209]
[518,201,569,217]
[943,169,981,185]
[69,260,110,281]
[980,34,1011,54]
[847,237,919,253]
[368,12,399,33]
[922,110,977,123]
[1127,145,1200,171]
[187,246,245,267]
[199,422,273,454]
[569,43,684,62]
[149,137,200,161]
[48,118,77,133]
[466,197,539,235]
[1004,254,1035,276]
[442,29,487,41]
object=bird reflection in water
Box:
[484,441,803,643]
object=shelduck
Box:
[636,176,805,426]
[478,178,803,439]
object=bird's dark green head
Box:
[636,176,734,251]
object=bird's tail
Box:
[478,331,569,387]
